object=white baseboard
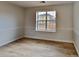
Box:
[0,36,23,47]
[73,41,79,56]
[24,35,73,43]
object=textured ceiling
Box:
[9,1,73,7]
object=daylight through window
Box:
[36,11,56,32]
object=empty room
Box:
[0,1,79,57]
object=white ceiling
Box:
[9,1,73,7]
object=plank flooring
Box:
[0,38,78,57]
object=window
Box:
[36,11,56,32]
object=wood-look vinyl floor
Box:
[0,38,78,57]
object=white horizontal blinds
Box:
[37,11,46,20]
[36,11,56,32]
[47,11,56,32]
[36,11,46,31]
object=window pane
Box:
[47,11,56,20]
[36,11,56,32]
[36,11,46,20]
[47,11,56,32]
[47,20,56,32]
[37,21,46,31]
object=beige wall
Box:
[0,2,74,47]
[0,2,25,46]
[24,4,73,43]
[73,2,79,55]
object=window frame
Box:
[35,11,56,32]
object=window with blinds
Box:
[36,11,56,32]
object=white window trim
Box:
[35,11,56,32]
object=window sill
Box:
[35,30,56,32]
